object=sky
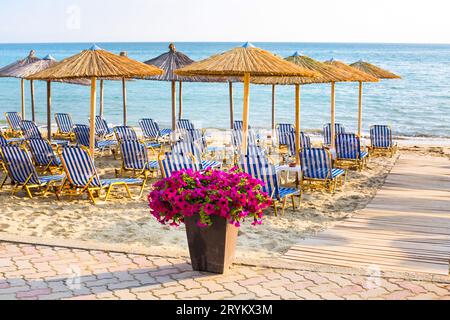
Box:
[1,0,450,44]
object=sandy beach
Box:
[0,137,447,262]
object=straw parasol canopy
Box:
[175,43,318,159]
[0,50,42,120]
[175,43,318,78]
[349,60,401,79]
[143,43,232,128]
[29,45,163,81]
[323,59,379,83]
[28,45,164,155]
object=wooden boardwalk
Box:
[283,155,450,275]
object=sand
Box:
[0,140,448,261]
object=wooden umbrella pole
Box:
[21,79,25,120]
[122,78,127,126]
[46,81,52,140]
[295,85,301,165]
[171,80,176,131]
[30,80,36,122]
[178,81,183,119]
[99,79,104,117]
[358,81,363,137]
[229,82,234,129]
[242,73,250,154]
[272,84,276,131]
[89,77,97,157]
[331,82,336,150]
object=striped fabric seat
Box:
[55,113,74,135]
[95,116,114,137]
[232,129,258,150]
[159,152,201,178]
[173,141,221,171]
[0,145,64,198]
[177,119,195,131]
[74,125,118,154]
[19,120,42,140]
[139,119,172,142]
[277,124,295,146]
[285,131,312,157]
[370,125,397,157]
[336,133,369,170]
[119,140,159,178]
[323,123,346,146]
[300,148,346,192]
[239,154,300,216]
[5,112,22,132]
[233,121,244,130]
[114,126,161,149]
[27,139,61,172]
[58,145,145,203]
[182,129,207,152]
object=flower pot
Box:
[184,215,239,274]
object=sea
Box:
[0,42,449,138]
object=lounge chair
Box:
[176,119,195,131]
[277,124,295,146]
[57,145,146,204]
[159,151,201,178]
[336,133,369,171]
[139,119,172,142]
[117,140,159,180]
[95,116,114,138]
[239,154,301,216]
[285,131,312,158]
[323,123,346,146]
[172,141,222,171]
[73,124,117,156]
[369,125,398,157]
[231,129,257,150]
[114,126,160,149]
[5,112,22,136]
[54,113,75,140]
[300,148,346,193]
[19,120,68,146]
[27,138,62,174]
[0,144,64,198]
[181,129,207,152]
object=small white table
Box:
[276,164,302,186]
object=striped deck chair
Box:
[27,139,62,174]
[0,145,64,199]
[285,131,312,158]
[55,113,75,140]
[5,112,22,135]
[177,119,195,131]
[159,151,201,178]
[20,120,68,147]
[0,132,9,188]
[323,123,346,146]
[239,154,300,216]
[336,133,369,171]
[74,124,117,156]
[300,148,346,193]
[233,121,243,130]
[232,129,258,150]
[118,140,159,181]
[139,119,171,142]
[114,126,161,149]
[369,125,397,157]
[173,141,221,171]
[58,145,146,204]
[182,129,207,153]
[277,124,295,146]
[95,116,114,138]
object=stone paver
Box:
[0,242,449,300]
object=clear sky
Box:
[1,0,449,44]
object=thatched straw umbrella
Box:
[25,55,90,139]
[253,52,362,131]
[144,43,231,130]
[28,45,164,156]
[175,42,318,158]
[350,60,401,136]
[323,59,378,148]
[0,50,41,120]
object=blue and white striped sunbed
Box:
[277,124,295,146]
[370,125,397,157]
[159,151,201,178]
[139,119,172,142]
[119,140,159,177]
[27,138,62,173]
[323,123,346,146]
[336,133,369,170]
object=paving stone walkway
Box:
[1,242,449,300]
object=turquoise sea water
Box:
[0,42,449,138]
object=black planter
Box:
[184,215,239,274]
